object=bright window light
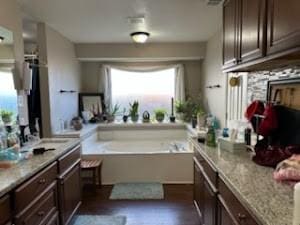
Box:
[111,68,175,116]
[0,71,18,115]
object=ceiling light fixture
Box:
[130,32,150,44]
[0,36,4,43]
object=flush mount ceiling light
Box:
[0,36,4,43]
[130,32,150,43]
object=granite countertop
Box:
[0,138,80,198]
[53,124,99,140]
[191,138,294,225]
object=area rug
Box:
[72,215,126,225]
[109,182,164,200]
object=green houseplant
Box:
[107,103,120,122]
[154,108,167,122]
[1,110,13,124]
[129,101,139,122]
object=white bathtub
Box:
[81,124,194,184]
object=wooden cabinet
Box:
[223,0,239,68]
[0,195,12,225]
[267,0,300,55]
[14,181,58,225]
[193,148,218,225]
[239,0,266,63]
[193,143,262,225]
[218,178,260,225]
[223,0,300,72]
[194,158,205,223]
[217,196,239,225]
[46,212,60,225]
[58,162,81,225]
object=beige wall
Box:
[76,43,206,61]
[81,60,202,99]
[38,23,81,137]
[201,30,227,128]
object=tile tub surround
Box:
[191,138,293,225]
[0,138,80,197]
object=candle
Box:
[171,98,174,116]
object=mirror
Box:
[0,26,18,124]
[0,26,15,64]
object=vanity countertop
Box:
[0,138,80,197]
[191,138,294,225]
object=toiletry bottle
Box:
[206,125,217,147]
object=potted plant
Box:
[129,100,139,122]
[154,108,167,122]
[122,108,128,123]
[107,103,120,122]
[175,101,185,121]
[1,110,13,124]
[197,110,206,128]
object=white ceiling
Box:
[18,0,222,43]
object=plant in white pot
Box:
[129,101,139,122]
[1,110,13,124]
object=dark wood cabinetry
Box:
[0,144,81,225]
[223,0,300,72]
[193,147,218,225]
[0,195,11,225]
[267,0,300,55]
[239,0,266,63]
[223,0,239,68]
[58,163,81,225]
[193,143,262,225]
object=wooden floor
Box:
[75,184,200,225]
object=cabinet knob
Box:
[238,213,246,220]
[37,211,45,217]
[38,178,46,184]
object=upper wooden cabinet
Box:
[267,0,300,55]
[239,0,266,63]
[223,0,239,68]
[223,0,300,72]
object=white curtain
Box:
[100,64,185,108]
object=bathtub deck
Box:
[75,184,200,225]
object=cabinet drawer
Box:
[0,194,11,225]
[15,162,57,213]
[58,145,81,175]
[45,211,59,225]
[14,181,58,225]
[194,147,218,188]
[218,178,260,225]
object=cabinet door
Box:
[267,0,300,55]
[194,160,205,223]
[58,163,81,225]
[239,0,266,63]
[223,0,239,68]
[218,196,239,225]
[203,180,217,225]
[0,195,11,225]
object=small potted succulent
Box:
[1,110,13,124]
[122,108,129,123]
[129,100,139,122]
[107,103,120,122]
[154,108,167,122]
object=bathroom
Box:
[0,1,300,225]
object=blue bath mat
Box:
[110,182,164,200]
[72,215,126,225]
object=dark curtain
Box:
[27,59,43,137]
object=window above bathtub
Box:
[110,67,176,115]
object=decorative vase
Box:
[107,115,115,123]
[131,114,139,122]
[191,117,197,128]
[71,117,83,130]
